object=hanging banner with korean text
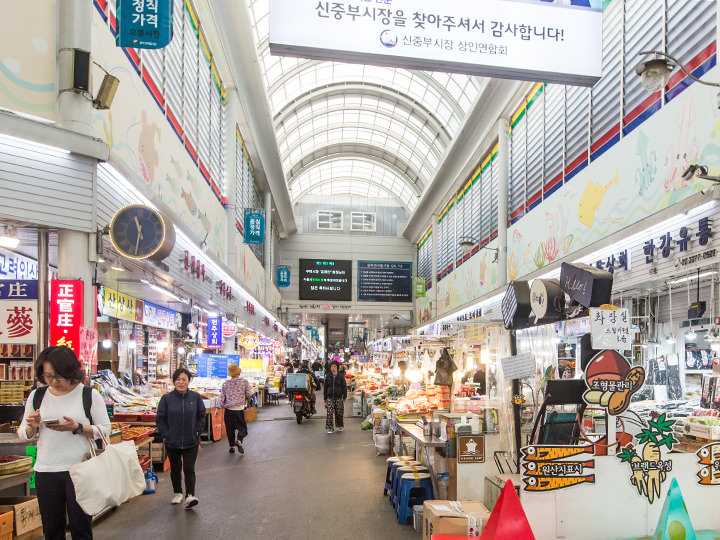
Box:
[207,317,223,349]
[78,327,98,372]
[244,209,266,245]
[49,280,84,355]
[116,0,174,49]
[589,308,631,350]
[414,278,426,298]
[277,265,291,288]
[269,0,603,87]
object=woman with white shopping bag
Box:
[19,346,112,540]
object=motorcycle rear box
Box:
[286,373,310,390]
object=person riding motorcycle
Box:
[297,362,320,414]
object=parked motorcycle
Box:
[291,387,314,424]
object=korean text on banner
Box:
[116,0,174,49]
[50,280,84,355]
[207,318,223,349]
[244,209,266,245]
[590,308,631,350]
[277,266,291,288]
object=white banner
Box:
[590,308,631,350]
[270,0,603,86]
[0,300,38,344]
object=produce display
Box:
[0,455,33,475]
[121,427,155,442]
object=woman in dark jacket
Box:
[323,361,347,434]
[156,368,206,509]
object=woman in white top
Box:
[19,346,111,540]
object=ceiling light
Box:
[177,345,186,355]
[686,328,697,340]
[110,265,125,272]
[128,333,136,348]
[208,299,216,306]
[97,257,106,263]
[665,334,676,345]
[148,283,183,302]
[635,57,674,92]
[0,235,20,249]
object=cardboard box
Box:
[423,500,490,540]
[0,498,41,537]
[15,526,42,540]
[0,510,12,540]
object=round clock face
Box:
[110,205,171,260]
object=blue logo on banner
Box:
[0,280,38,300]
[276,266,290,288]
[207,317,222,349]
[244,209,265,245]
[116,0,174,49]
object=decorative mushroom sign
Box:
[582,350,645,415]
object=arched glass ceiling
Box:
[246,0,485,211]
[288,159,419,210]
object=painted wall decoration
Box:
[583,350,645,416]
[520,445,595,492]
[0,1,56,121]
[617,413,677,504]
[696,442,720,486]
[91,8,226,259]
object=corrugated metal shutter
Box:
[490,156,499,237]
[591,0,622,151]
[470,174,481,241]
[182,11,199,150]
[209,90,225,195]
[622,0,663,121]
[455,191,466,263]
[165,0,184,125]
[564,86,589,173]
[666,0,716,86]
[543,85,564,190]
[0,135,94,232]
[235,132,244,226]
[141,47,165,97]
[197,64,211,172]
[480,160,493,243]
[526,89,544,207]
[509,113,526,219]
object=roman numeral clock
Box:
[109,204,176,262]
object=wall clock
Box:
[109,204,176,261]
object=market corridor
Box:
[93,396,417,540]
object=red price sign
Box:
[49,280,84,355]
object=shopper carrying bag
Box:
[217,364,254,454]
[156,367,206,508]
[19,346,112,540]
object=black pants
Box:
[35,471,93,540]
[166,445,199,496]
[224,409,248,446]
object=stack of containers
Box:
[437,386,451,410]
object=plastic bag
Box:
[374,433,391,455]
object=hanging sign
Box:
[143,302,180,331]
[207,317,223,349]
[277,265,291,288]
[240,331,259,350]
[589,308,631,350]
[273,340,283,356]
[116,0,174,49]
[78,327,98,369]
[222,320,238,339]
[243,209,266,245]
[500,352,535,380]
[458,435,486,464]
[49,280,84,355]
[582,350,645,416]
[414,278,426,298]
[98,286,143,324]
[0,300,37,344]
[521,445,595,492]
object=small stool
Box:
[384,456,414,495]
[392,465,428,508]
[389,461,419,507]
[397,472,434,525]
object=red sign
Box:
[79,327,98,373]
[222,320,237,338]
[49,280,84,355]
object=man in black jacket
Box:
[324,361,347,434]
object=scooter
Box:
[291,387,314,424]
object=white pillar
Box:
[224,89,239,275]
[497,117,510,286]
[57,0,93,135]
[57,230,94,329]
[431,214,438,319]
[264,191,273,306]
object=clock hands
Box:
[134,216,144,256]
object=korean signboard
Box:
[244,209,266,245]
[196,353,230,378]
[207,317,223,349]
[357,261,412,302]
[269,0,602,87]
[49,280,84,355]
[0,299,37,344]
[98,286,143,324]
[299,259,352,301]
[589,308,631,350]
[142,302,180,331]
[0,247,56,281]
[414,277,426,298]
[240,331,259,350]
[78,327,98,372]
[116,0,174,49]
[277,265,291,288]
[256,340,274,357]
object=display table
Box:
[397,423,446,496]
[0,471,32,496]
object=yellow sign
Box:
[240,331,259,350]
[101,287,140,323]
[238,358,263,371]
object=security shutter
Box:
[509,113,526,219]
[543,84,564,188]
[490,155,499,237]
[480,159,493,243]
[564,86,589,172]
[235,132,244,226]
[182,11,199,150]
[197,63,212,173]
[209,88,225,196]
[455,191,466,263]
[164,0,184,125]
[525,89,544,206]
[471,173,481,242]
[666,0,716,83]
[141,47,165,98]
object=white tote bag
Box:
[68,432,145,516]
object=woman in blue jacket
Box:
[156,367,206,509]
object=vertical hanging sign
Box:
[207,317,223,349]
[243,209,266,244]
[276,265,291,288]
[50,280,84,355]
[414,278,426,298]
[116,0,174,49]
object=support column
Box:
[264,191,273,306]
[224,89,239,275]
[497,117,510,287]
[431,215,438,320]
[57,230,94,329]
[57,0,93,135]
[37,230,49,352]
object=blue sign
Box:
[243,209,266,245]
[207,317,223,349]
[276,265,290,288]
[116,0,174,49]
[0,280,38,300]
[195,354,233,379]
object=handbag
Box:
[243,406,258,423]
[68,430,145,516]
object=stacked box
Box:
[0,382,31,404]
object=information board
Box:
[195,354,230,379]
[357,261,412,303]
[589,308,631,350]
[299,259,352,301]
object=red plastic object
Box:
[111,414,141,422]
[432,536,476,539]
[479,480,536,540]
[139,413,156,422]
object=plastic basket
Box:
[0,456,33,476]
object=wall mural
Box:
[91,10,227,260]
[507,81,715,283]
[0,1,55,121]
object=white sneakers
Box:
[185,495,199,509]
[171,493,184,505]
[337,427,344,432]
[327,429,334,434]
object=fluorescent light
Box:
[1,134,71,154]
[0,236,20,249]
[110,265,125,272]
[148,283,183,302]
[669,271,718,286]
[97,257,106,263]
[208,299,216,305]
